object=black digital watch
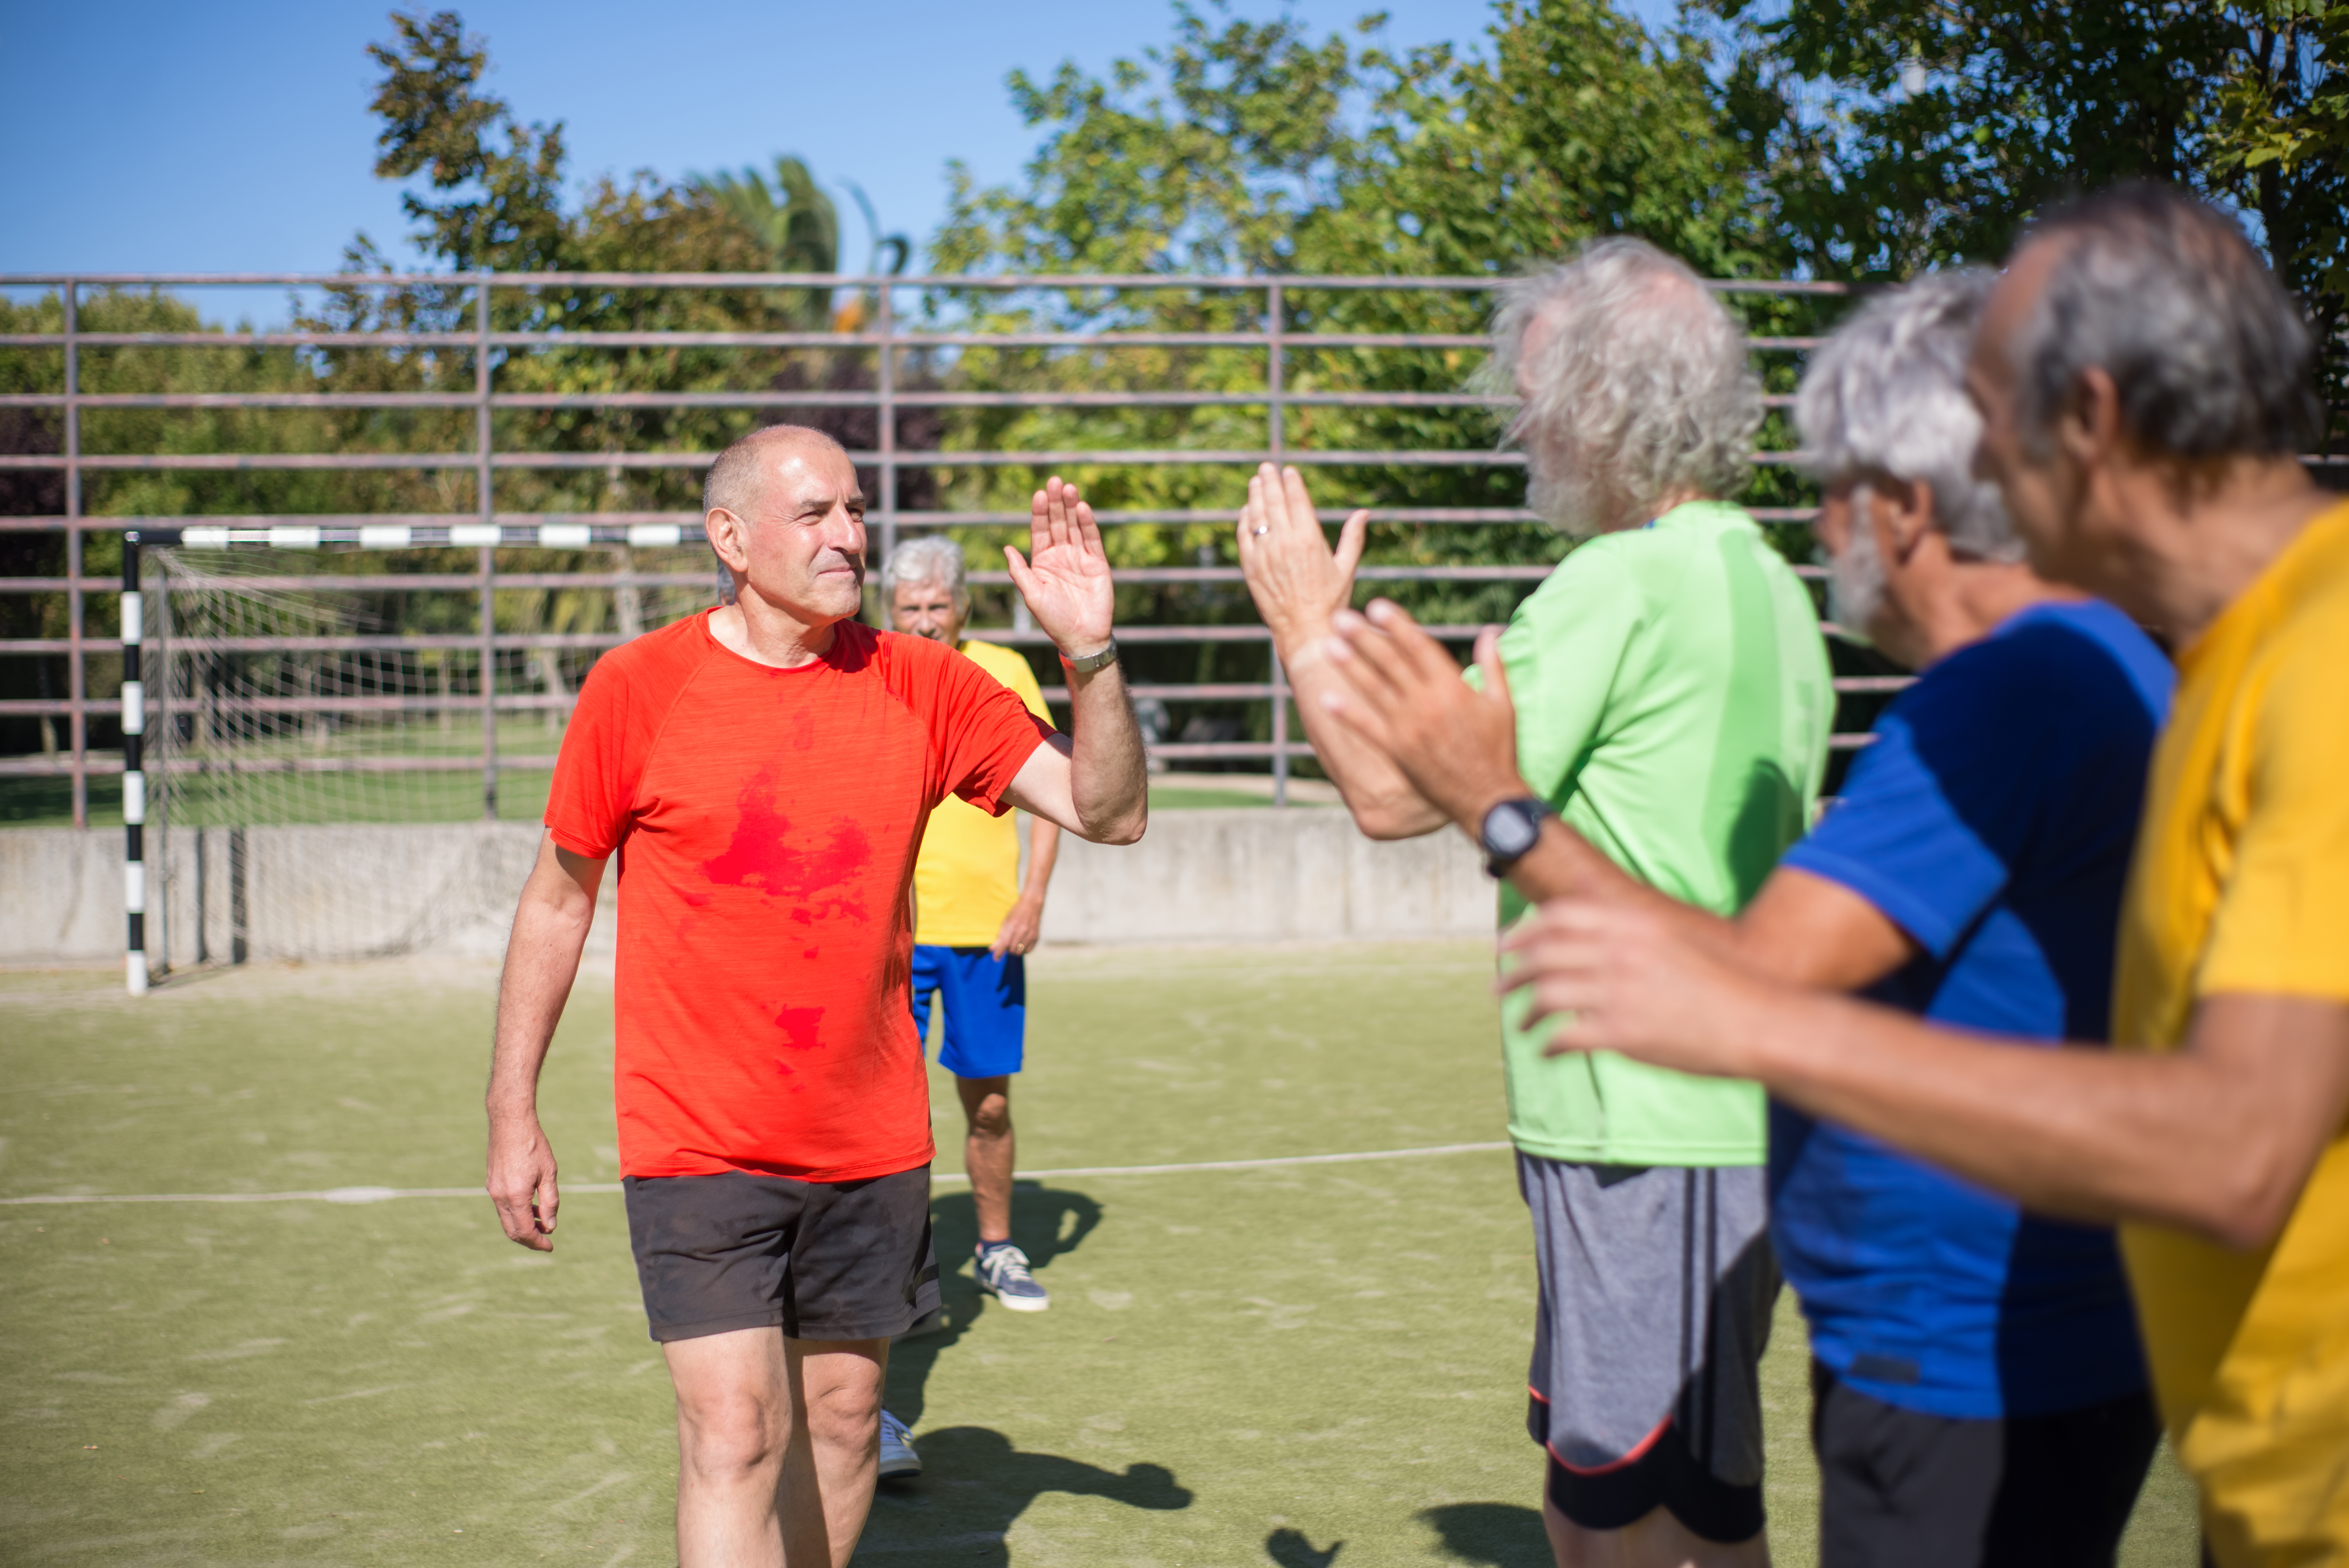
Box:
[1478,797,1554,878]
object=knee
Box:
[677,1392,786,1481]
[966,1092,1012,1139]
[803,1376,883,1452]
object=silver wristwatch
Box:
[1062,640,1119,674]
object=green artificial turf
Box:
[0,948,2198,1565]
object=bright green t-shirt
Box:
[1492,500,1832,1166]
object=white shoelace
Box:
[982,1246,1036,1285]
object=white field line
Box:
[0,1141,1512,1207]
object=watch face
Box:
[1486,804,1538,858]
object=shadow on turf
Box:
[863,1426,1190,1560]
[1267,1524,1346,1565]
[1420,1501,1552,1566]
[886,1182,1101,1428]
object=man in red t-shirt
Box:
[484,424,1145,1568]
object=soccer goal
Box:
[122,532,715,988]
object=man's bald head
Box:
[704,424,853,522]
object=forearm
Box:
[488,878,595,1119]
[1062,662,1148,843]
[1281,637,1446,839]
[1507,830,1904,993]
[1020,819,1061,901]
[1745,987,2307,1245]
[1500,817,1647,905]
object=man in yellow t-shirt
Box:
[885,536,1060,1321]
[1471,186,2349,1567]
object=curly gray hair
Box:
[1483,238,1763,536]
[1797,269,2019,562]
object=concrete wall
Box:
[0,811,1494,966]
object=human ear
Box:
[1876,476,1934,564]
[706,508,752,575]
[2057,367,2121,472]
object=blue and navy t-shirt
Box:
[1772,599,2173,1420]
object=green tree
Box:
[927,2,1802,616]
[1707,0,2349,437]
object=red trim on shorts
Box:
[1545,1414,1675,1477]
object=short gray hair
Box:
[702,423,848,520]
[1484,238,1763,533]
[882,534,969,606]
[2013,185,2320,462]
[1798,269,2019,562]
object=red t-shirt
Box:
[544,612,1051,1181]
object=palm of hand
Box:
[1009,478,1114,650]
[1023,539,1111,642]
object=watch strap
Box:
[1062,640,1119,674]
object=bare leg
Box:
[956,1073,1015,1245]
[666,1327,889,1568]
[1543,1495,1770,1568]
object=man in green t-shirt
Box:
[1238,238,1832,1568]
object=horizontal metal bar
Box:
[0,446,1816,474]
[0,447,1549,472]
[0,387,1804,415]
[13,503,1782,536]
[0,269,1854,295]
[0,328,1825,353]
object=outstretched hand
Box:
[1007,477,1114,654]
[1316,601,1524,828]
[1234,463,1368,643]
[1499,897,1773,1078]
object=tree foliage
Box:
[1706,0,2349,431]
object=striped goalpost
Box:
[114,527,721,992]
[123,530,148,995]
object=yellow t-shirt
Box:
[2112,500,2349,1568]
[912,639,1053,946]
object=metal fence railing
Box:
[0,269,1859,827]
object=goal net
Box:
[137,545,712,968]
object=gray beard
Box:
[1527,455,1631,540]
[1827,493,1889,638]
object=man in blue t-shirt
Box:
[1304,272,2169,1567]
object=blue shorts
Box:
[909,945,1026,1079]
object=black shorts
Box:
[1544,1417,1766,1545]
[623,1165,941,1343]
[1811,1361,2161,1568]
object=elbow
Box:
[1349,792,1442,841]
[1073,798,1147,846]
[1091,808,1147,847]
[2199,1159,2305,1252]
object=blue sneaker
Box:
[877,1409,921,1480]
[975,1242,1050,1311]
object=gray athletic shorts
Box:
[1520,1154,1779,1540]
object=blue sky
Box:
[0,0,1674,291]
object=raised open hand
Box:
[1234,463,1368,644]
[1005,477,1114,654]
[1315,602,1524,827]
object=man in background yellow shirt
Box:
[1477,185,2349,1567]
[885,536,1061,1321]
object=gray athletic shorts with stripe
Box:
[1520,1154,1779,1501]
